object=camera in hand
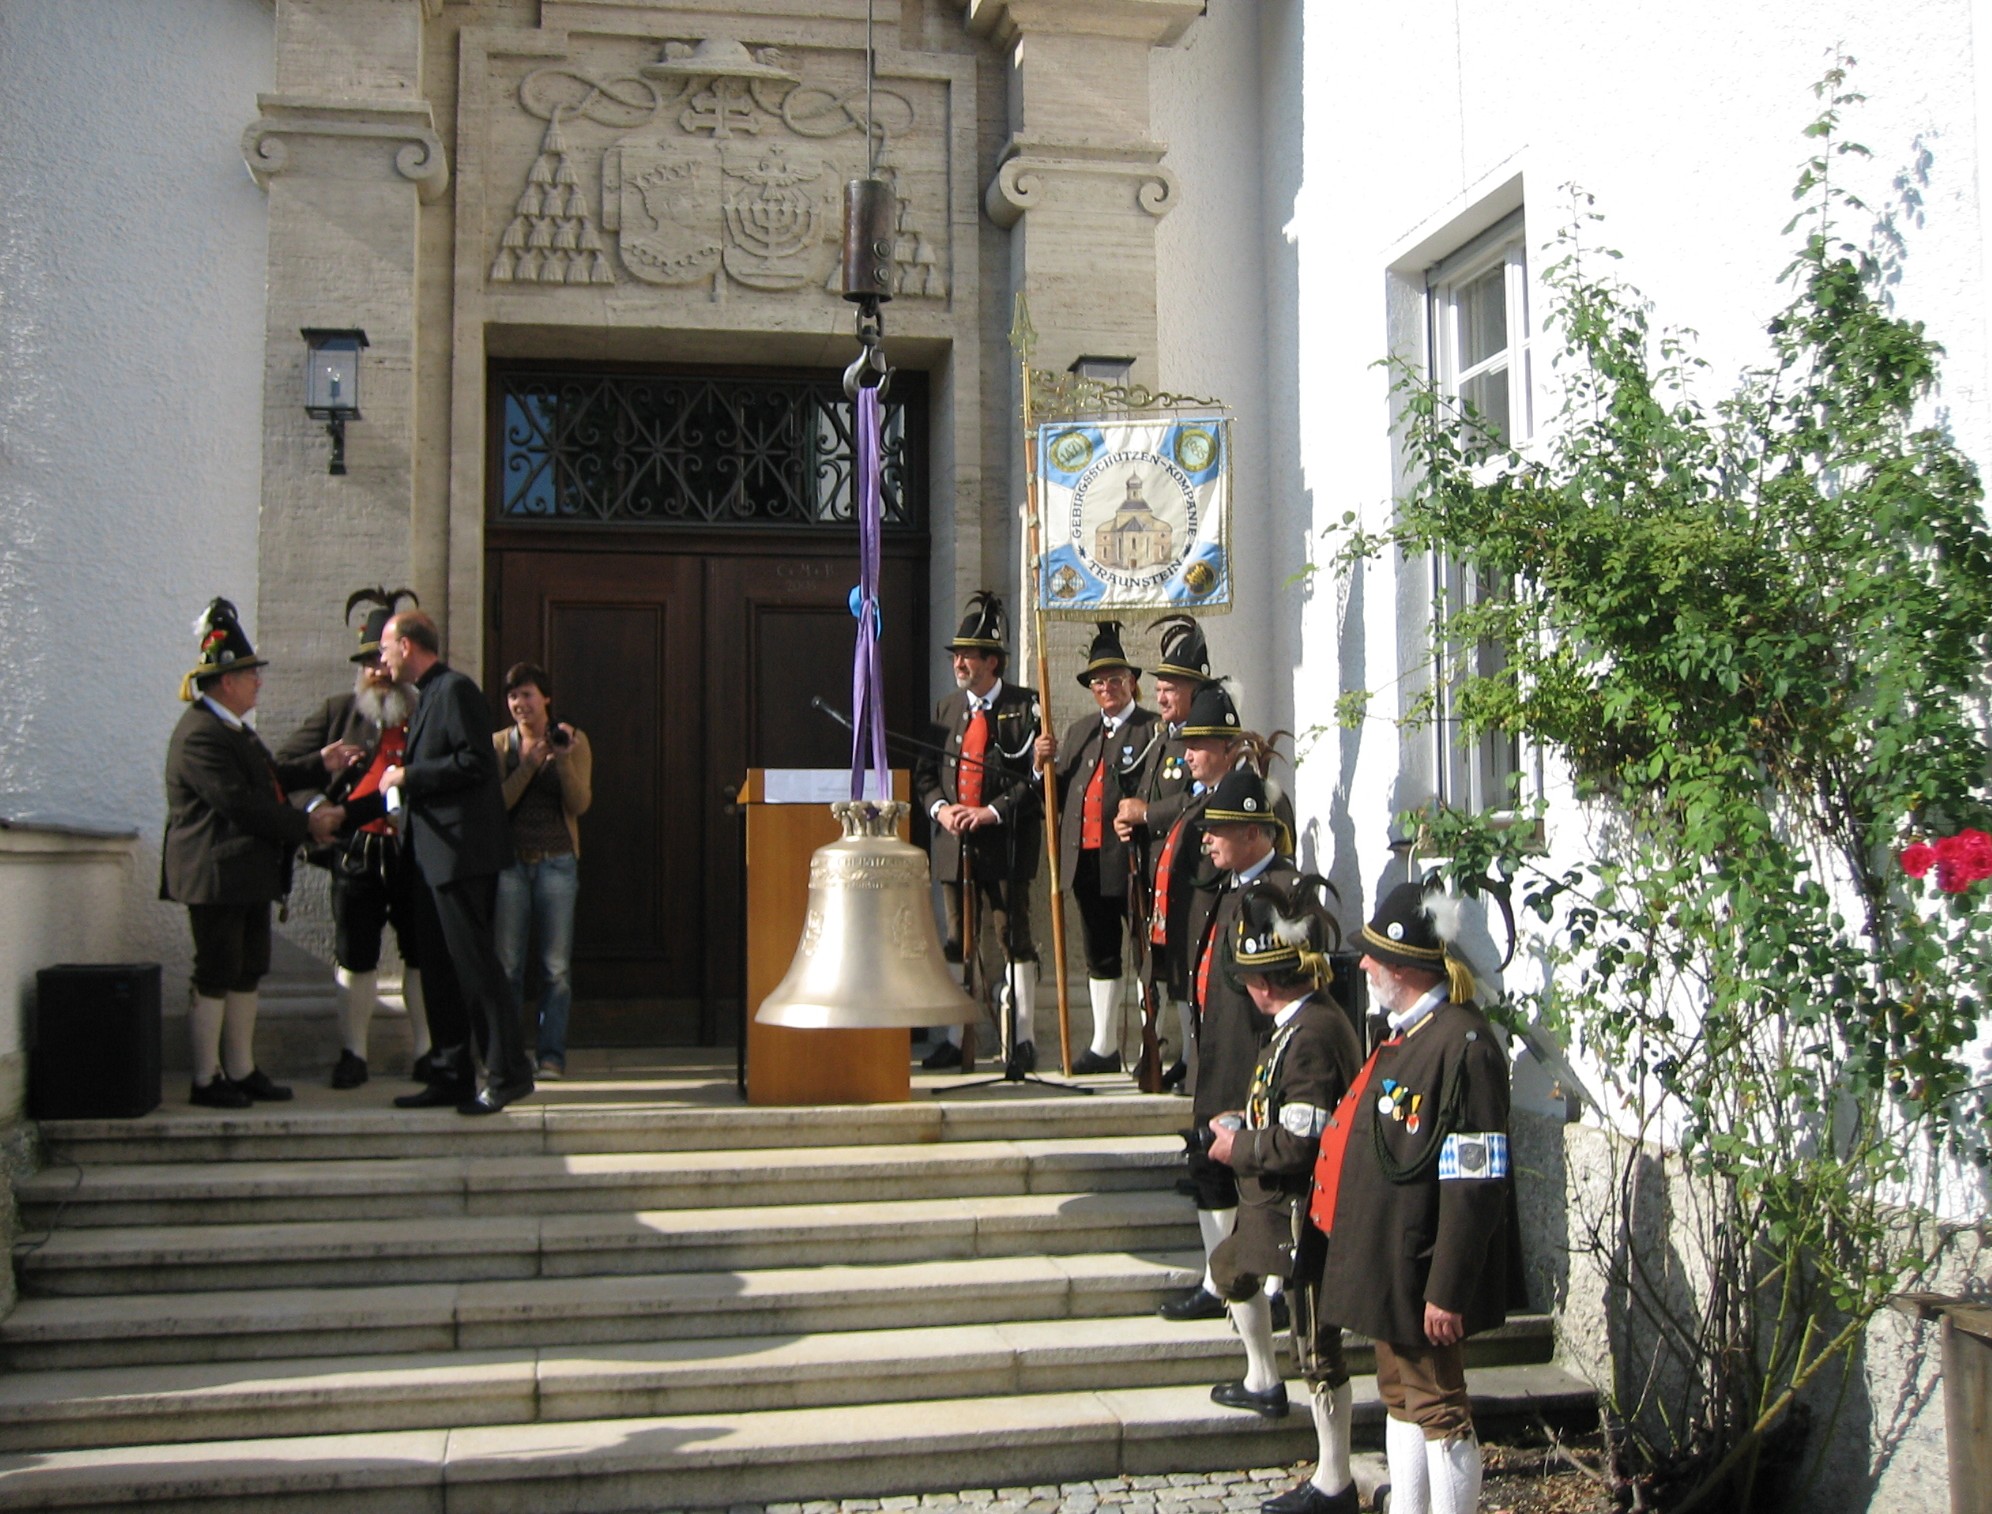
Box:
[1179,1113,1243,1155]
[549,725,571,749]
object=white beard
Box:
[354,680,416,730]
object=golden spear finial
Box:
[1008,291,1037,364]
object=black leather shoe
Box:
[457,1077,534,1116]
[232,1068,294,1102]
[1071,1049,1122,1074]
[920,1040,963,1070]
[1162,1058,1188,1090]
[1211,1380,1290,1418]
[1006,1040,1036,1076]
[411,1050,442,1083]
[331,1051,368,1090]
[189,1078,252,1110]
[1158,1285,1229,1321]
[1262,1480,1358,1514]
[395,1081,469,1109]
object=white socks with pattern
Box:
[1229,1292,1281,1393]
[1385,1415,1432,1514]
[1426,1429,1483,1514]
[1309,1379,1354,1496]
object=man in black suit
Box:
[1033,621,1163,1074]
[376,610,534,1115]
[161,599,353,1107]
[914,591,1043,1074]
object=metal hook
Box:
[843,300,893,400]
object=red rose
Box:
[1933,833,1982,894]
[1955,828,1992,883]
[1901,842,1936,879]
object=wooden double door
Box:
[487,539,929,1045]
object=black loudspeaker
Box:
[29,963,162,1120]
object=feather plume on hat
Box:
[1419,886,1478,1004]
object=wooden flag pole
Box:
[1010,292,1073,1075]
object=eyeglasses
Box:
[1088,672,1131,687]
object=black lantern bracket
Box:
[301,328,369,476]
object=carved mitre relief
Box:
[491,35,948,300]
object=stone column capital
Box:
[242,95,450,203]
[961,0,1203,49]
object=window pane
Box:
[1456,264,1508,369]
[1460,365,1510,444]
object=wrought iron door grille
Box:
[493,368,921,529]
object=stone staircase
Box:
[0,1059,1594,1511]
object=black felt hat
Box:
[1176,680,1240,740]
[345,586,419,662]
[1149,614,1212,683]
[180,598,267,702]
[1230,874,1338,986]
[1076,620,1140,687]
[1202,765,1273,827]
[946,590,1007,654]
[1361,881,1479,1003]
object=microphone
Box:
[811,696,855,731]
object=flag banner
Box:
[1036,414,1231,614]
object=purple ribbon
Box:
[851,386,890,801]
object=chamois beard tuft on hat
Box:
[1421,887,1465,947]
[1272,909,1314,948]
[1260,773,1284,812]
[193,599,242,637]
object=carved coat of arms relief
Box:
[494,36,945,301]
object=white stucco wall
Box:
[0,0,275,981]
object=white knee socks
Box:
[1308,1379,1354,1496]
[1087,977,1121,1059]
[336,967,377,1060]
[1197,1205,1236,1296]
[1426,1430,1483,1514]
[402,969,431,1059]
[189,994,226,1085]
[1229,1292,1281,1393]
[1385,1415,1432,1514]
[221,990,258,1082]
[1006,962,1036,1048]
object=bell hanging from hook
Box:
[756,801,975,1029]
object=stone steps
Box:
[0,1373,1599,1514]
[16,1136,1179,1229]
[15,1190,1201,1294]
[1,1249,1212,1370]
[0,1314,1563,1452]
[35,1090,1186,1166]
[4,1076,1595,1510]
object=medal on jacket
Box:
[1378,1078,1422,1133]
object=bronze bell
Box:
[755,800,974,1029]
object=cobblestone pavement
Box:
[657,1459,1388,1514]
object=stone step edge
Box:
[0,1313,1562,1443]
[15,1134,1179,1209]
[14,1190,1194,1272]
[0,1250,1209,1346]
[36,1092,1189,1160]
[0,1373,1600,1511]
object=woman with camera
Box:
[493,662,592,1079]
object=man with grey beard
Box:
[278,590,430,1089]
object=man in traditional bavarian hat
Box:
[161,599,354,1107]
[1032,621,1163,1074]
[1160,759,1296,1322]
[1204,877,1365,1514]
[277,588,430,1090]
[1116,614,1212,1086]
[1305,881,1512,1514]
[913,591,1043,1074]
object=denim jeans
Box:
[495,853,578,1065]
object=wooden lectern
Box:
[739,768,914,1105]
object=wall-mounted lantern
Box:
[301,328,368,476]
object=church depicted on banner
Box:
[1,3,1987,1507]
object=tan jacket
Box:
[493,725,594,858]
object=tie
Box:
[958,704,989,808]
[1081,726,1108,851]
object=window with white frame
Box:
[1427,211,1530,813]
